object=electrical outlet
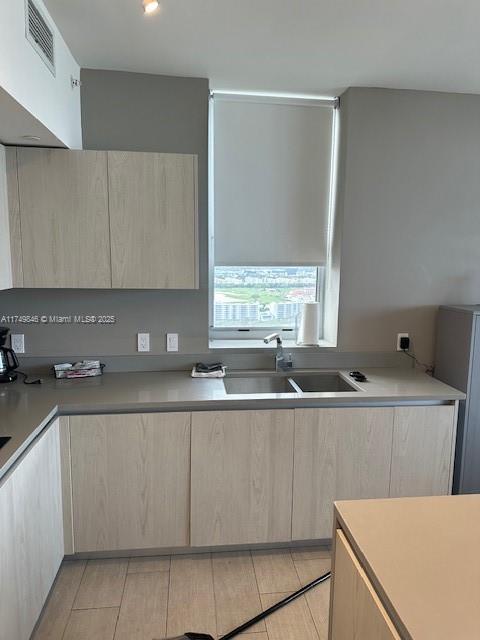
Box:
[397,333,410,351]
[11,334,25,353]
[166,333,179,352]
[137,332,150,352]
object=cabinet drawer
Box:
[330,530,400,640]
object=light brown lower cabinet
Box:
[292,405,457,541]
[0,420,64,640]
[292,408,395,541]
[69,412,191,552]
[329,530,400,640]
[389,405,456,497]
[190,410,295,546]
[62,404,457,555]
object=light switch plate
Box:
[166,333,179,352]
[11,334,25,354]
[137,332,150,352]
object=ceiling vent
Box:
[25,0,55,76]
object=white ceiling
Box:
[44,0,480,95]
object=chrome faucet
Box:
[264,333,293,372]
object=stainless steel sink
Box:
[291,373,357,393]
[223,372,359,395]
[223,375,297,395]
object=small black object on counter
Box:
[349,370,368,382]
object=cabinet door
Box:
[389,406,456,498]
[293,408,394,541]
[108,151,198,289]
[0,459,18,637]
[0,144,13,289]
[70,413,191,552]
[0,420,64,640]
[16,148,111,287]
[191,410,295,546]
[330,530,400,640]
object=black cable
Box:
[219,571,331,640]
[16,370,42,385]
[401,349,434,376]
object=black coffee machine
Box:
[0,327,19,383]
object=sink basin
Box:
[292,373,358,393]
[223,372,359,395]
[223,375,298,395]
[0,436,11,450]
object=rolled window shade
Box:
[213,95,334,266]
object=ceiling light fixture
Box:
[142,0,159,14]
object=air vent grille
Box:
[26,0,55,75]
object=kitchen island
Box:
[330,494,480,639]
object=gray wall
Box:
[2,80,480,369]
[0,70,211,358]
[337,87,480,364]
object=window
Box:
[214,266,323,329]
[210,92,339,344]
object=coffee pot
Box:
[0,327,19,383]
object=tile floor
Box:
[32,546,331,640]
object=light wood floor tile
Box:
[33,561,86,640]
[128,555,171,574]
[33,549,331,640]
[63,608,119,640]
[73,559,128,610]
[294,560,331,640]
[260,592,319,640]
[114,571,169,640]
[166,553,217,638]
[252,549,301,594]
[212,551,266,635]
[293,557,331,584]
[290,546,331,562]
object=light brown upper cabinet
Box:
[0,147,198,289]
[108,151,198,289]
[15,148,111,288]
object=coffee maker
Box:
[0,327,19,383]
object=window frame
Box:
[208,91,340,346]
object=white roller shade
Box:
[213,94,335,266]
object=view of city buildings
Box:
[214,266,321,327]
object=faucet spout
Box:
[263,333,293,372]
[263,332,281,345]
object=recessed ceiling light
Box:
[142,0,159,14]
[21,135,41,141]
